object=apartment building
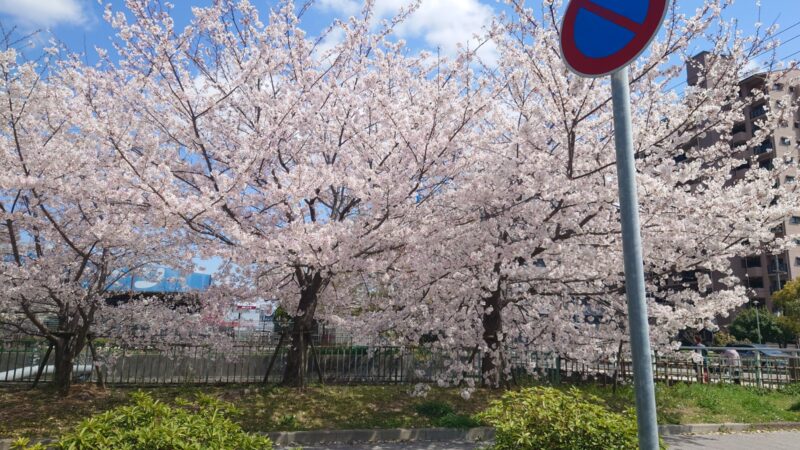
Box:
[687,51,800,312]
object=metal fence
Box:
[2,340,800,388]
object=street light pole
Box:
[754,299,763,344]
[774,253,782,296]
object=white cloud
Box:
[0,0,86,28]
[318,0,361,17]
[740,59,763,77]
[392,0,495,59]
[322,0,498,64]
[312,27,346,62]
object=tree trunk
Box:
[281,270,324,387]
[481,293,504,388]
[53,339,74,397]
[87,338,105,389]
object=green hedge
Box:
[478,387,664,450]
[12,392,272,450]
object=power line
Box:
[783,49,800,61]
[751,32,800,60]
[770,20,800,40]
[663,27,800,94]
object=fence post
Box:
[755,352,763,388]
[790,351,800,382]
[553,355,562,385]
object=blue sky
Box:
[1,1,799,68]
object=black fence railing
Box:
[2,340,800,388]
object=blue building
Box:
[108,267,211,293]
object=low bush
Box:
[414,400,479,428]
[477,387,664,450]
[435,412,481,429]
[415,400,455,418]
[12,392,272,450]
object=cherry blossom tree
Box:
[8,0,795,394]
[358,0,800,388]
[0,32,205,395]
[86,0,490,386]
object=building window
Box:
[782,137,792,146]
[796,257,800,266]
[754,140,774,154]
[792,216,800,225]
[742,256,762,268]
[750,103,768,119]
[759,159,774,170]
[747,277,764,289]
[773,83,784,91]
[732,122,747,135]
[786,176,796,184]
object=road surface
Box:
[277,430,800,449]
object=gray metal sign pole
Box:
[610,67,660,450]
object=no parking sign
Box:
[561,0,669,77]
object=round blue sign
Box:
[561,0,669,77]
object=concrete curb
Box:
[0,429,495,449]
[266,423,800,444]
[5,422,800,448]
[266,427,495,446]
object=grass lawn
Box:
[2,382,800,439]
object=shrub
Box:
[713,331,737,346]
[435,413,480,429]
[276,413,298,429]
[730,308,788,345]
[779,383,800,396]
[477,387,664,450]
[13,392,272,450]
[414,400,479,428]
[415,400,455,418]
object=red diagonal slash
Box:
[573,0,645,35]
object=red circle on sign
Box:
[560,0,669,77]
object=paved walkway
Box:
[664,430,800,449]
[277,430,800,449]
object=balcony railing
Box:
[768,262,788,274]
